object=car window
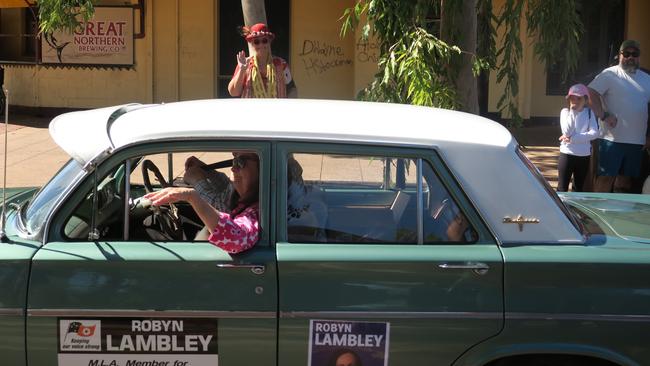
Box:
[63,163,126,240]
[516,147,582,233]
[62,150,250,242]
[286,153,477,244]
[25,159,85,236]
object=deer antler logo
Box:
[44,32,71,63]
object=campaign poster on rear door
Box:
[58,318,218,366]
[308,320,390,366]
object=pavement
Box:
[511,124,560,188]
[0,112,561,189]
[0,114,69,187]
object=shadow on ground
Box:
[7,114,52,128]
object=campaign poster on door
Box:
[41,7,134,65]
[308,320,390,366]
[58,318,218,366]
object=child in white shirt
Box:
[557,83,599,191]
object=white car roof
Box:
[49,99,583,244]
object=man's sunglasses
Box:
[253,38,269,45]
[621,51,640,58]
[233,155,258,169]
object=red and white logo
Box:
[77,324,96,337]
[60,320,101,352]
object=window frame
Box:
[276,142,496,246]
[0,7,39,64]
[48,140,272,245]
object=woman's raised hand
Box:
[237,51,247,69]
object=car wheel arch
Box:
[484,354,622,366]
[453,343,637,366]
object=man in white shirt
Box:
[588,40,650,192]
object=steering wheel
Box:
[139,160,183,240]
[142,159,171,193]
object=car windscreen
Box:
[24,159,84,236]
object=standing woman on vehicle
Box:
[228,23,297,98]
[557,84,600,192]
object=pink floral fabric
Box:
[208,202,260,253]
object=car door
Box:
[0,237,38,366]
[26,141,277,366]
[275,143,503,365]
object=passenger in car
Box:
[144,152,260,253]
[286,155,328,242]
[446,213,471,242]
[183,155,234,213]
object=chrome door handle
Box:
[438,262,489,275]
[216,263,265,275]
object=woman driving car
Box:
[144,152,260,254]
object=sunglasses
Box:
[233,155,258,170]
[621,51,640,58]
[253,38,269,45]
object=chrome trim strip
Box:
[507,312,650,323]
[27,309,275,319]
[281,311,502,320]
[0,308,24,316]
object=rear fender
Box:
[453,342,637,366]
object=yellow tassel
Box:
[251,56,277,98]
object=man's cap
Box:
[620,39,640,52]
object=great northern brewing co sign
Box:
[42,7,134,65]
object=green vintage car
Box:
[0,99,649,366]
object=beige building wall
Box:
[489,0,650,119]
[290,1,377,100]
[5,0,216,108]
[8,1,641,117]
[6,0,375,107]
[6,0,152,108]
[627,0,649,70]
[487,0,562,119]
[353,16,379,96]
[291,1,355,99]
[151,0,215,103]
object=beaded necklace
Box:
[250,55,277,98]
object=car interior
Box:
[286,153,478,244]
[63,151,234,242]
[62,150,477,244]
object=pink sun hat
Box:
[566,83,590,100]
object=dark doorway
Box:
[545,0,625,95]
[217,0,290,98]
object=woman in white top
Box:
[557,83,600,192]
